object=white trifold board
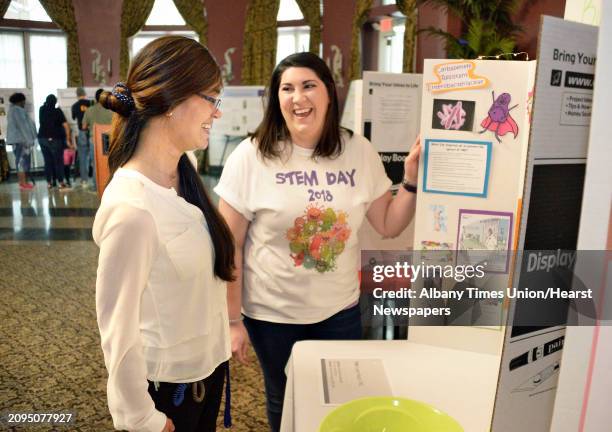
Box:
[551,3,612,431]
[341,72,422,251]
[493,16,598,432]
[57,87,111,131]
[210,86,265,166]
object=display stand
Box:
[93,123,111,198]
[408,15,598,432]
[493,15,598,432]
[342,72,422,252]
[56,87,111,131]
[209,86,264,171]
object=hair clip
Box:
[112,82,136,113]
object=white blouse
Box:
[93,168,230,432]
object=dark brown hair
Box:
[100,36,235,282]
[252,52,351,160]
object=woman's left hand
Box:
[403,135,421,185]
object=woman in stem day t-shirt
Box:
[214,52,420,432]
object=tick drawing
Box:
[437,101,466,130]
[479,91,519,143]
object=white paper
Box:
[530,16,597,159]
[424,140,490,196]
[320,358,392,405]
[363,72,421,153]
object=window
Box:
[276,27,310,64]
[0,31,67,123]
[145,0,186,25]
[130,0,195,58]
[0,33,27,88]
[378,21,405,73]
[29,34,67,123]
[277,0,304,20]
[4,0,52,21]
[276,0,315,64]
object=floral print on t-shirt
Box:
[286,203,351,273]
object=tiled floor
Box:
[0,175,268,431]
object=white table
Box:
[280,340,500,432]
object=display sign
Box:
[411,59,536,342]
[57,87,111,130]
[492,16,596,432]
[209,86,265,167]
[342,72,422,251]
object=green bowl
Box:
[318,397,464,432]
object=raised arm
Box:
[366,135,421,238]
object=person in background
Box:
[38,94,74,190]
[71,87,91,188]
[215,52,420,432]
[94,36,235,432]
[6,92,37,190]
[63,144,76,187]
[82,88,112,191]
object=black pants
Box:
[38,138,64,185]
[244,305,362,432]
[147,362,227,432]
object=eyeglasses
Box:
[198,93,222,111]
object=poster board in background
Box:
[93,123,112,198]
[209,86,265,167]
[57,87,111,130]
[341,72,422,251]
[410,59,537,355]
[492,16,597,432]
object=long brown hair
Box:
[100,36,235,282]
[252,52,351,160]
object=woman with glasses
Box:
[215,52,420,432]
[93,36,235,432]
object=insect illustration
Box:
[479,91,518,143]
[437,101,466,130]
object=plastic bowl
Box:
[318,397,464,432]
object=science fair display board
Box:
[409,59,536,354]
[0,88,42,170]
[57,87,111,130]
[210,86,264,167]
[341,72,422,250]
[492,16,597,432]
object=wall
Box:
[73,0,122,87]
[514,0,567,58]
[322,0,356,105]
[206,0,249,85]
[1,1,569,91]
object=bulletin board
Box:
[342,72,422,251]
[57,87,111,130]
[409,59,537,354]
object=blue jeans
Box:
[12,143,31,173]
[89,137,96,188]
[76,130,90,182]
[244,304,362,432]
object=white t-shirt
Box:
[93,168,230,432]
[214,132,391,324]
